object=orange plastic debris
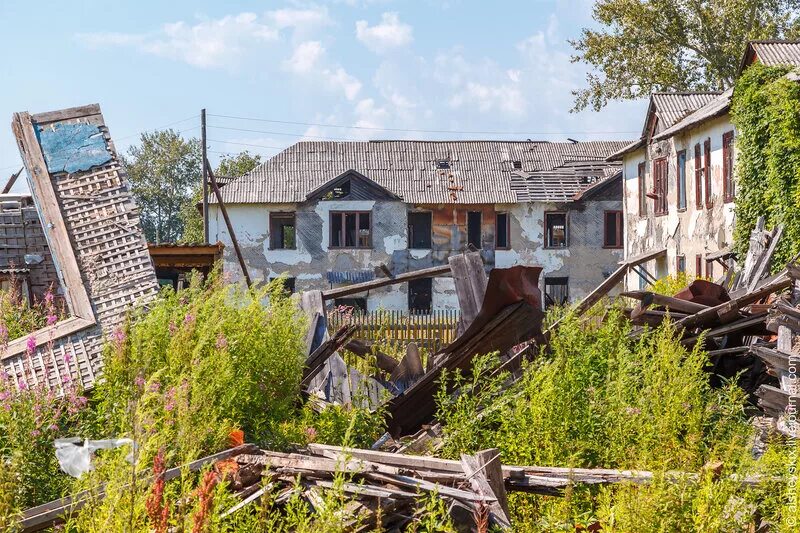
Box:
[228,428,244,447]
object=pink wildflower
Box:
[624,407,642,416]
[134,375,145,389]
[164,400,175,412]
[47,313,58,326]
[215,333,228,350]
[183,313,195,326]
[305,427,317,442]
[18,379,28,391]
[149,381,161,393]
[30,429,40,437]
[112,327,126,349]
[64,351,72,364]
[48,423,59,432]
[0,323,8,346]
[0,391,9,401]
[26,336,36,355]
[44,291,54,305]
[168,322,177,335]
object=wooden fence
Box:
[327,309,460,354]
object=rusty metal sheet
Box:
[673,279,730,307]
[385,265,544,436]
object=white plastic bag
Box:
[54,437,136,477]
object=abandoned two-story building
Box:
[610,40,800,290]
[209,140,630,312]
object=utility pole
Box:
[201,108,209,244]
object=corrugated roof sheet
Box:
[651,93,721,129]
[217,140,631,204]
[750,40,800,67]
[653,88,733,141]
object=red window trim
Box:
[694,143,703,209]
[695,254,703,277]
[704,138,712,209]
[603,210,623,248]
[722,131,735,202]
[637,162,646,216]
[652,157,668,216]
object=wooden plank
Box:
[622,291,709,314]
[747,225,784,293]
[322,264,451,300]
[680,313,768,346]
[30,104,101,124]
[448,252,487,331]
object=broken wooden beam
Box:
[622,290,709,314]
[321,264,451,300]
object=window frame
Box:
[408,277,433,313]
[544,211,568,249]
[494,211,511,250]
[329,210,372,249]
[694,143,703,209]
[722,131,735,202]
[695,254,703,277]
[676,255,686,274]
[268,211,297,250]
[603,210,623,249]
[676,150,687,211]
[407,211,433,250]
[544,277,569,308]
[467,211,482,249]
[704,138,712,209]
[652,157,668,216]
[637,161,647,216]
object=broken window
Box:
[408,278,432,313]
[467,211,482,249]
[704,138,712,209]
[495,212,510,249]
[696,254,703,277]
[723,131,735,202]
[706,259,714,280]
[334,297,367,314]
[652,158,668,215]
[544,212,567,248]
[408,212,432,249]
[269,212,296,250]
[436,159,451,169]
[677,150,687,210]
[330,211,371,248]
[694,143,703,209]
[638,162,647,216]
[269,276,296,295]
[676,255,686,274]
[324,180,351,200]
[603,210,622,248]
[544,277,569,308]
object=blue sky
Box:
[0,0,647,191]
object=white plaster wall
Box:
[622,115,736,289]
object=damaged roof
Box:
[653,88,733,141]
[217,140,630,204]
[740,40,800,73]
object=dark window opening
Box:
[333,297,367,314]
[269,276,296,295]
[676,255,686,274]
[495,212,510,249]
[638,162,647,216]
[604,210,623,248]
[652,158,668,215]
[467,211,482,249]
[325,180,351,200]
[706,259,714,280]
[269,212,296,250]
[408,278,432,313]
[436,159,451,169]
[544,277,569,308]
[545,212,567,248]
[696,254,703,277]
[330,211,371,248]
[408,212,432,249]
[723,131,735,202]
[677,150,687,210]
[694,143,703,209]
[704,138,712,209]
[512,160,522,169]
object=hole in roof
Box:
[436,159,450,169]
[512,161,522,169]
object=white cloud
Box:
[282,41,362,100]
[355,12,413,53]
[323,67,362,100]
[448,82,527,115]
[284,40,325,73]
[267,7,331,29]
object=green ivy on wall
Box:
[730,63,800,267]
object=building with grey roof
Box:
[209,139,630,312]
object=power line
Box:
[208,139,286,150]
[208,113,639,136]
[115,114,200,142]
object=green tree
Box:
[179,151,263,244]
[570,0,800,111]
[123,130,201,243]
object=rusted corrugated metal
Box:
[215,140,631,205]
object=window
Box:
[704,138,712,209]
[677,150,687,210]
[545,212,567,248]
[694,143,703,209]
[603,210,623,248]
[269,212,296,250]
[706,259,714,280]
[638,162,647,216]
[408,278,432,313]
[324,180,351,200]
[696,254,703,277]
[544,277,569,308]
[330,211,371,248]
[652,158,668,215]
[495,212,510,249]
[408,212,432,249]
[467,211,482,249]
[436,159,451,169]
[334,297,367,313]
[676,255,686,274]
[723,131,735,202]
[269,276,296,295]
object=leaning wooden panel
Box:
[6,104,159,390]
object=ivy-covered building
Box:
[609,40,800,289]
